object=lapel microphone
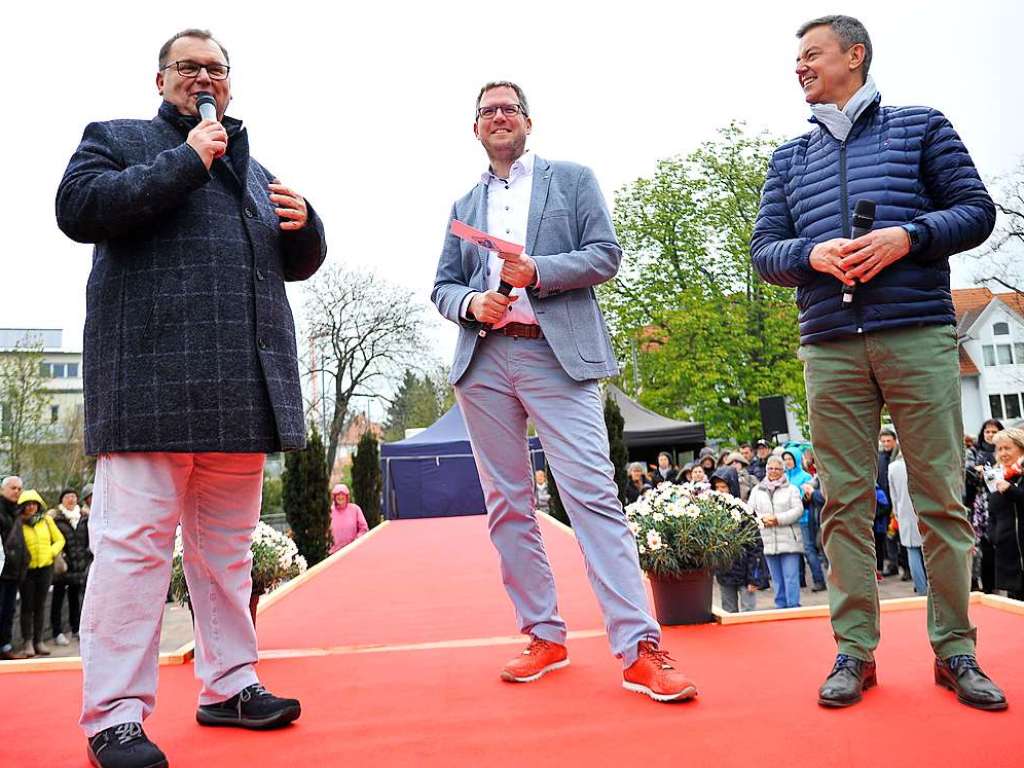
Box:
[842,199,877,305]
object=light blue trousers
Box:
[907,546,929,595]
[765,553,802,608]
[455,334,659,667]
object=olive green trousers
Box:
[800,324,976,662]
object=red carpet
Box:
[1,516,1020,767]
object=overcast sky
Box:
[4,0,1021,381]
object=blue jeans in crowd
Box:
[765,553,802,608]
[801,520,826,587]
[907,546,929,595]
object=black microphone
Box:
[477,281,515,339]
[195,92,217,122]
[842,199,876,305]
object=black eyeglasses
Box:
[161,60,231,80]
[476,104,527,120]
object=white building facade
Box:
[955,290,1024,436]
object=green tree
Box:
[351,429,382,528]
[0,346,51,475]
[600,123,806,442]
[604,393,629,504]
[383,369,444,442]
[282,424,331,565]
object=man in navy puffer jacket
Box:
[752,15,1005,712]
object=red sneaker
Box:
[500,636,569,683]
[623,641,698,702]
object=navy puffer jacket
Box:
[751,97,995,345]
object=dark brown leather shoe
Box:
[818,655,877,707]
[934,656,1007,711]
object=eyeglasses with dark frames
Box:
[161,60,231,80]
[476,104,527,120]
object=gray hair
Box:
[475,81,530,117]
[627,461,646,474]
[1,475,22,488]
[796,15,872,80]
[765,455,785,469]
[158,28,230,69]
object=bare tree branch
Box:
[300,265,429,471]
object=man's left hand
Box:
[838,227,911,284]
[499,251,537,289]
[269,181,308,231]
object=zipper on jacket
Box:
[839,140,864,333]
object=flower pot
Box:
[648,569,714,625]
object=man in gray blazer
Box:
[432,81,695,702]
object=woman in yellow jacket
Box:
[18,490,64,657]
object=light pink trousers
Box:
[79,452,265,736]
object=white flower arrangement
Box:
[170,521,308,607]
[625,481,759,577]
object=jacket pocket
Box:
[566,291,608,364]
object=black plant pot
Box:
[648,569,714,625]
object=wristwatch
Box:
[901,222,924,254]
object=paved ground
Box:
[26,602,195,658]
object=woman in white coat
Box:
[887,445,928,594]
[748,455,805,608]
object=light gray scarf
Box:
[810,76,879,142]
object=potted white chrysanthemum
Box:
[626,482,760,624]
[170,521,308,627]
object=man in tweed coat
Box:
[56,29,326,768]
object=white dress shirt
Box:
[460,151,538,328]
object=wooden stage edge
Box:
[0,521,393,675]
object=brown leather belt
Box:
[495,322,543,339]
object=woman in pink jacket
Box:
[329,484,368,554]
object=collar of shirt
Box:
[480,150,535,186]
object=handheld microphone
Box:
[196,92,218,122]
[842,199,876,305]
[478,281,514,338]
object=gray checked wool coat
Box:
[56,101,326,454]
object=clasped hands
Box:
[185,120,307,230]
[468,251,538,325]
[809,227,912,286]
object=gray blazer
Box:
[432,155,621,384]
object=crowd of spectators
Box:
[0,477,92,660]
[612,426,1024,614]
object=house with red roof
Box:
[954,287,1024,434]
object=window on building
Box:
[994,322,1010,336]
[1015,344,1024,365]
[997,345,1013,365]
[0,402,9,436]
[67,363,79,378]
[990,394,1004,419]
[50,404,59,424]
[1006,394,1023,420]
[983,345,996,366]
[39,362,52,378]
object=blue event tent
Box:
[380,404,544,520]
